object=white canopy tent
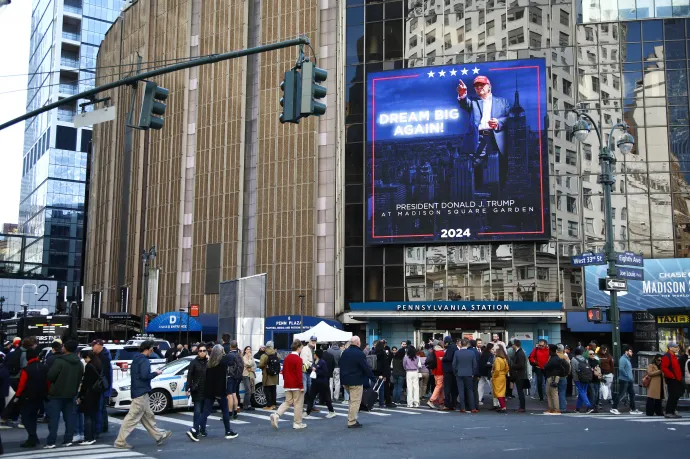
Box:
[293,321,352,343]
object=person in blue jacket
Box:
[339,336,374,428]
[90,339,113,437]
[304,349,336,418]
[113,341,171,449]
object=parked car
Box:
[81,343,167,381]
[109,356,284,414]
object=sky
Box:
[0,1,31,229]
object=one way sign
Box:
[598,277,627,291]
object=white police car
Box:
[110,356,284,414]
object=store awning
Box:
[345,310,563,320]
[197,313,218,335]
[566,311,633,333]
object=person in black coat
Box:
[15,348,47,447]
[186,345,208,438]
[511,340,528,411]
[192,345,236,440]
[79,352,103,444]
[441,337,459,410]
[305,349,335,417]
[373,341,394,408]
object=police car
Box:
[109,356,285,414]
[81,342,167,382]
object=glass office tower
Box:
[19,0,124,300]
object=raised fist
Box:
[457,80,467,99]
[488,118,499,129]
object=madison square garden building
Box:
[85,0,690,351]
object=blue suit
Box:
[458,94,510,189]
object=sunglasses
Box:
[198,349,207,353]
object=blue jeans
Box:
[192,398,207,432]
[198,397,230,433]
[46,398,76,446]
[575,381,592,410]
[95,395,107,434]
[612,380,636,411]
[558,376,568,411]
[74,401,84,436]
[302,373,312,395]
[456,376,475,411]
[392,376,404,402]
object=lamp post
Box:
[569,109,635,395]
[140,246,157,333]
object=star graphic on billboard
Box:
[472,67,480,74]
[461,68,469,75]
[438,70,446,77]
[450,69,457,76]
[427,70,435,78]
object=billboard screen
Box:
[366,58,549,245]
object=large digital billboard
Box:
[366,58,549,245]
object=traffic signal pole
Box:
[0,36,311,132]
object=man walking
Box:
[45,340,83,449]
[300,336,317,401]
[661,342,683,418]
[114,340,172,449]
[453,339,478,413]
[16,347,47,448]
[224,340,243,420]
[339,336,374,428]
[610,345,641,415]
[327,342,342,401]
[186,344,208,441]
[571,347,595,414]
[511,340,527,412]
[441,336,458,411]
[269,339,306,430]
[90,339,113,436]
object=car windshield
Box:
[159,359,190,375]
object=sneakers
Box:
[113,443,134,450]
[79,440,96,446]
[44,444,56,449]
[293,422,307,430]
[186,429,200,442]
[156,430,172,446]
[270,413,279,430]
[427,400,435,409]
[630,410,642,415]
[303,415,317,420]
[199,430,208,437]
[609,408,620,415]
[20,440,39,448]
[665,413,681,419]
[586,408,595,414]
[231,413,239,420]
[347,421,362,428]
[224,431,238,439]
[326,412,337,419]
[62,442,73,447]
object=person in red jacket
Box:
[529,339,550,402]
[269,339,306,430]
[16,347,48,448]
[661,342,683,419]
[427,340,446,409]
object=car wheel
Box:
[149,389,170,414]
[252,384,267,408]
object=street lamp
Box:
[140,246,157,333]
[569,109,635,395]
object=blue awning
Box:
[566,311,633,333]
[197,313,218,335]
[146,312,202,333]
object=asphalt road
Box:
[1,401,688,459]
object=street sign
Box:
[73,105,117,128]
[616,251,644,267]
[571,252,606,267]
[617,266,644,281]
[599,277,627,291]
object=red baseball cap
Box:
[473,75,490,86]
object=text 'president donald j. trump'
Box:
[457,75,510,190]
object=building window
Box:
[518,266,535,280]
[585,27,594,41]
[501,14,506,29]
[621,207,627,219]
[479,10,485,25]
[584,144,592,160]
[566,149,577,165]
[487,20,495,37]
[426,14,438,26]
[591,76,600,93]
[426,31,436,45]
[552,214,557,231]
[508,27,525,45]
[530,7,542,25]
[560,9,569,26]
[555,146,561,162]
[444,33,452,49]
[466,17,472,32]
[559,32,569,47]
[557,191,563,210]
[612,74,620,90]
[620,225,627,240]
[557,218,563,235]
[529,31,542,48]
[585,218,595,234]
[409,35,418,48]
[611,207,616,219]
[479,32,485,48]
[583,188,592,209]
[508,9,524,22]
[537,267,549,280]
[567,196,578,214]
[568,221,578,237]
[562,79,572,96]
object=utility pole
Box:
[0,36,312,132]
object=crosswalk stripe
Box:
[331,405,389,417]
[1,444,152,459]
[667,421,690,425]
[373,407,420,415]
[397,406,449,414]
[156,414,249,426]
[628,418,677,423]
[181,411,286,423]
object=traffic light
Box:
[300,61,327,117]
[138,81,169,130]
[280,68,301,124]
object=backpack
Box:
[426,352,437,370]
[226,352,243,380]
[266,353,281,376]
[92,367,110,393]
[577,360,593,383]
[6,349,23,377]
[366,353,378,371]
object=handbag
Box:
[641,374,651,388]
[310,369,317,380]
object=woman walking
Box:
[391,348,406,404]
[492,347,509,413]
[242,346,256,411]
[478,343,495,406]
[78,351,102,445]
[197,345,238,440]
[304,349,337,418]
[427,340,445,409]
[403,346,420,407]
[645,354,664,416]
[417,349,429,401]
[597,345,614,404]
[258,341,279,410]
